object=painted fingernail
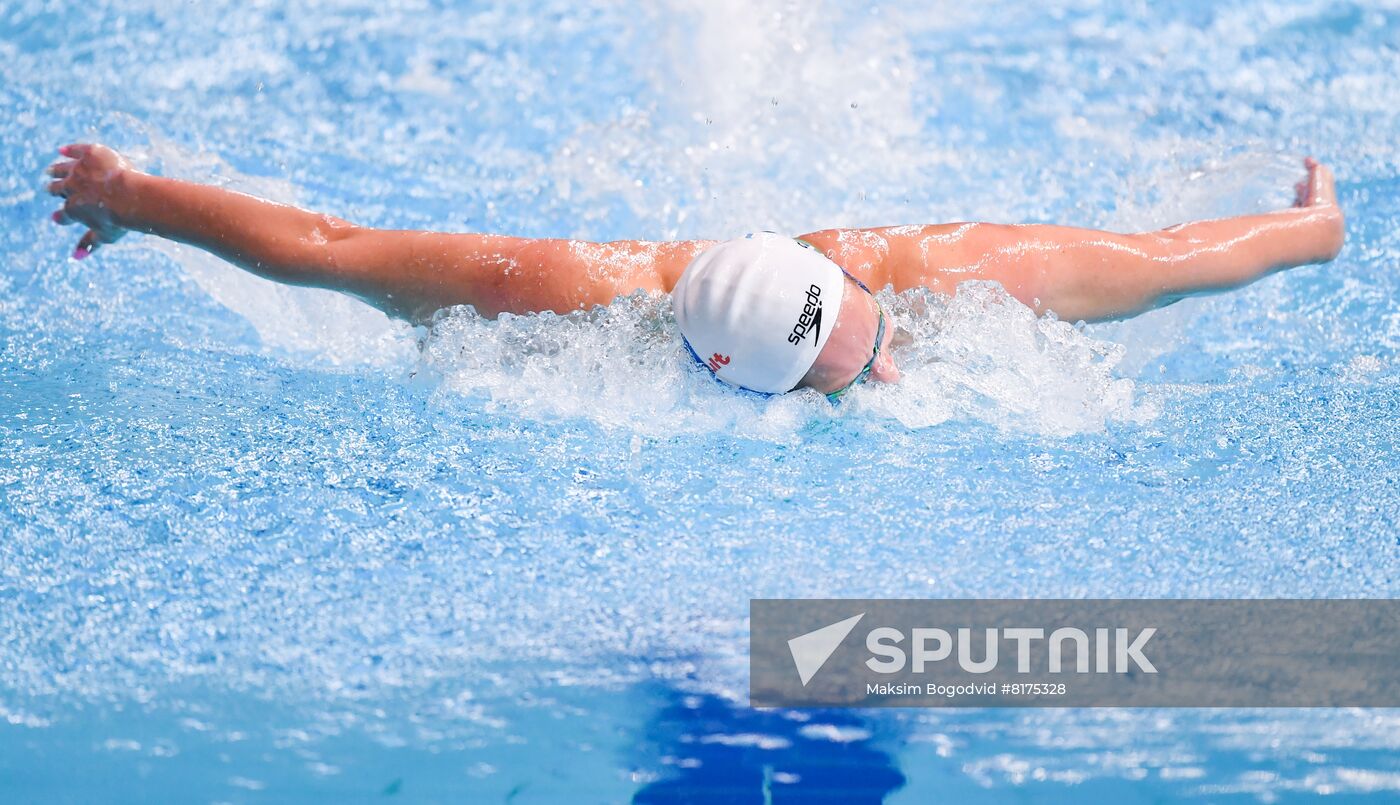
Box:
[59,145,72,157]
[51,211,63,223]
[73,245,90,260]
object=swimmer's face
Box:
[797,275,901,395]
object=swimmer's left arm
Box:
[803,159,1344,323]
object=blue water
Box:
[3,0,1399,801]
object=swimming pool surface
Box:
[3,0,1399,801]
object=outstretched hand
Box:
[45,143,134,260]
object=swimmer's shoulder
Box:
[809,223,1026,294]
[794,227,895,291]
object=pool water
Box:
[3,0,1399,801]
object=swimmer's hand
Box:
[1294,157,1345,262]
[45,143,134,260]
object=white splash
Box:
[419,293,832,443]
[862,283,1154,434]
[420,283,1153,439]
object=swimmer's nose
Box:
[871,352,901,384]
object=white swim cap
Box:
[672,232,846,394]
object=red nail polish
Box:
[51,211,62,223]
[73,246,89,260]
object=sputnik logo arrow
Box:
[787,613,865,686]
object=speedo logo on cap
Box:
[788,284,823,346]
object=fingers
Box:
[1315,166,1337,206]
[1291,157,1338,210]
[1304,158,1336,206]
[74,230,98,261]
[50,145,112,261]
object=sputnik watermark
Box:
[866,625,1156,674]
[752,599,1400,707]
[804,624,1157,680]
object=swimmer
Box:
[45,143,1343,399]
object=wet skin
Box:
[47,145,1343,393]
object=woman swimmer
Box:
[44,143,1343,399]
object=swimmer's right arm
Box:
[45,143,708,322]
